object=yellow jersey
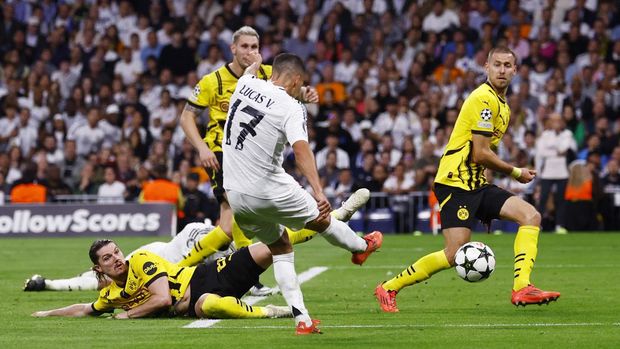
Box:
[91,250,195,315]
[434,82,511,191]
[187,64,272,152]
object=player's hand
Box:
[300,86,319,104]
[314,192,331,220]
[113,312,130,319]
[243,52,262,76]
[32,311,50,317]
[516,168,536,183]
[198,147,220,171]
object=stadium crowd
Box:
[0,0,618,231]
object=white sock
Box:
[272,252,312,326]
[320,218,367,252]
[45,271,99,291]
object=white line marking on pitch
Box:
[192,322,620,330]
[184,266,328,329]
[329,264,619,270]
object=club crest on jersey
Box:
[220,101,229,112]
[457,206,469,221]
[480,108,492,121]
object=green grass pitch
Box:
[1,233,619,348]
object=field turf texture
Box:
[1,232,618,348]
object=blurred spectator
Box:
[75,162,98,195]
[42,133,64,166]
[315,133,350,170]
[0,104,19,153]
[58,139,83,190]
[71,107,105,158]
[422,1,459,34]
[10,162,47,204]
[97,166,126,204]
[372,97,411,149]
[383,163,414,195]
[158,30,196,78]
[535,113,577,232]
[318,150,341,187]
[564,160,596,231]
[45,164,73,200]
[181,172,215,226]
[139,164,185,219]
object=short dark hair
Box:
[272,53,305,76]
[89,239,114,264]
[89,239,115,282]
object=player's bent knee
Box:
[248,243,272,269]
[518,206,541,227]
[195,293,219,318]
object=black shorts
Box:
[433,183,513,230]
[208,151,226,204]
[187,247,264,317]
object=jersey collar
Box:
[225,63,241,80]
[484,81,507,104]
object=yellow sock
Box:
[231,218,253,248]
[382,250,451,292]
[177,226,231,267]
[201,294,267,319]
[286,227,317,245]
[285,211,346,245]
[513,225,539,291]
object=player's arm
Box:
[471,134,535,184]
[292,140,331,219]
[32,303,95,317]
[179,101,220,171]
[113,276,171,319]
[300,86,319,104]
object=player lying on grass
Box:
[33,239,292,319]
[24,189,370,292]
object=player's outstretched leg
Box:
[177,225,232,267]
[24,271,99,292]
[198,293,292,319]
[375,250,451,312]
[286,188,371,245]
[315,217,382,265]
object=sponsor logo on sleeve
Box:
[142,262,158,275]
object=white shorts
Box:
[227,185,319,244]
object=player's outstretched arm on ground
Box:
[179,103,219,171]
[471,133,535,183]
[32,303,95,318]
[113,276,171,319]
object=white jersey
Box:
[223,75,308,199]
[128,222,213,263]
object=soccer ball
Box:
[454,242,495,282]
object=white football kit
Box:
[223,75,319,244]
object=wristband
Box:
[510,167,522,179]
